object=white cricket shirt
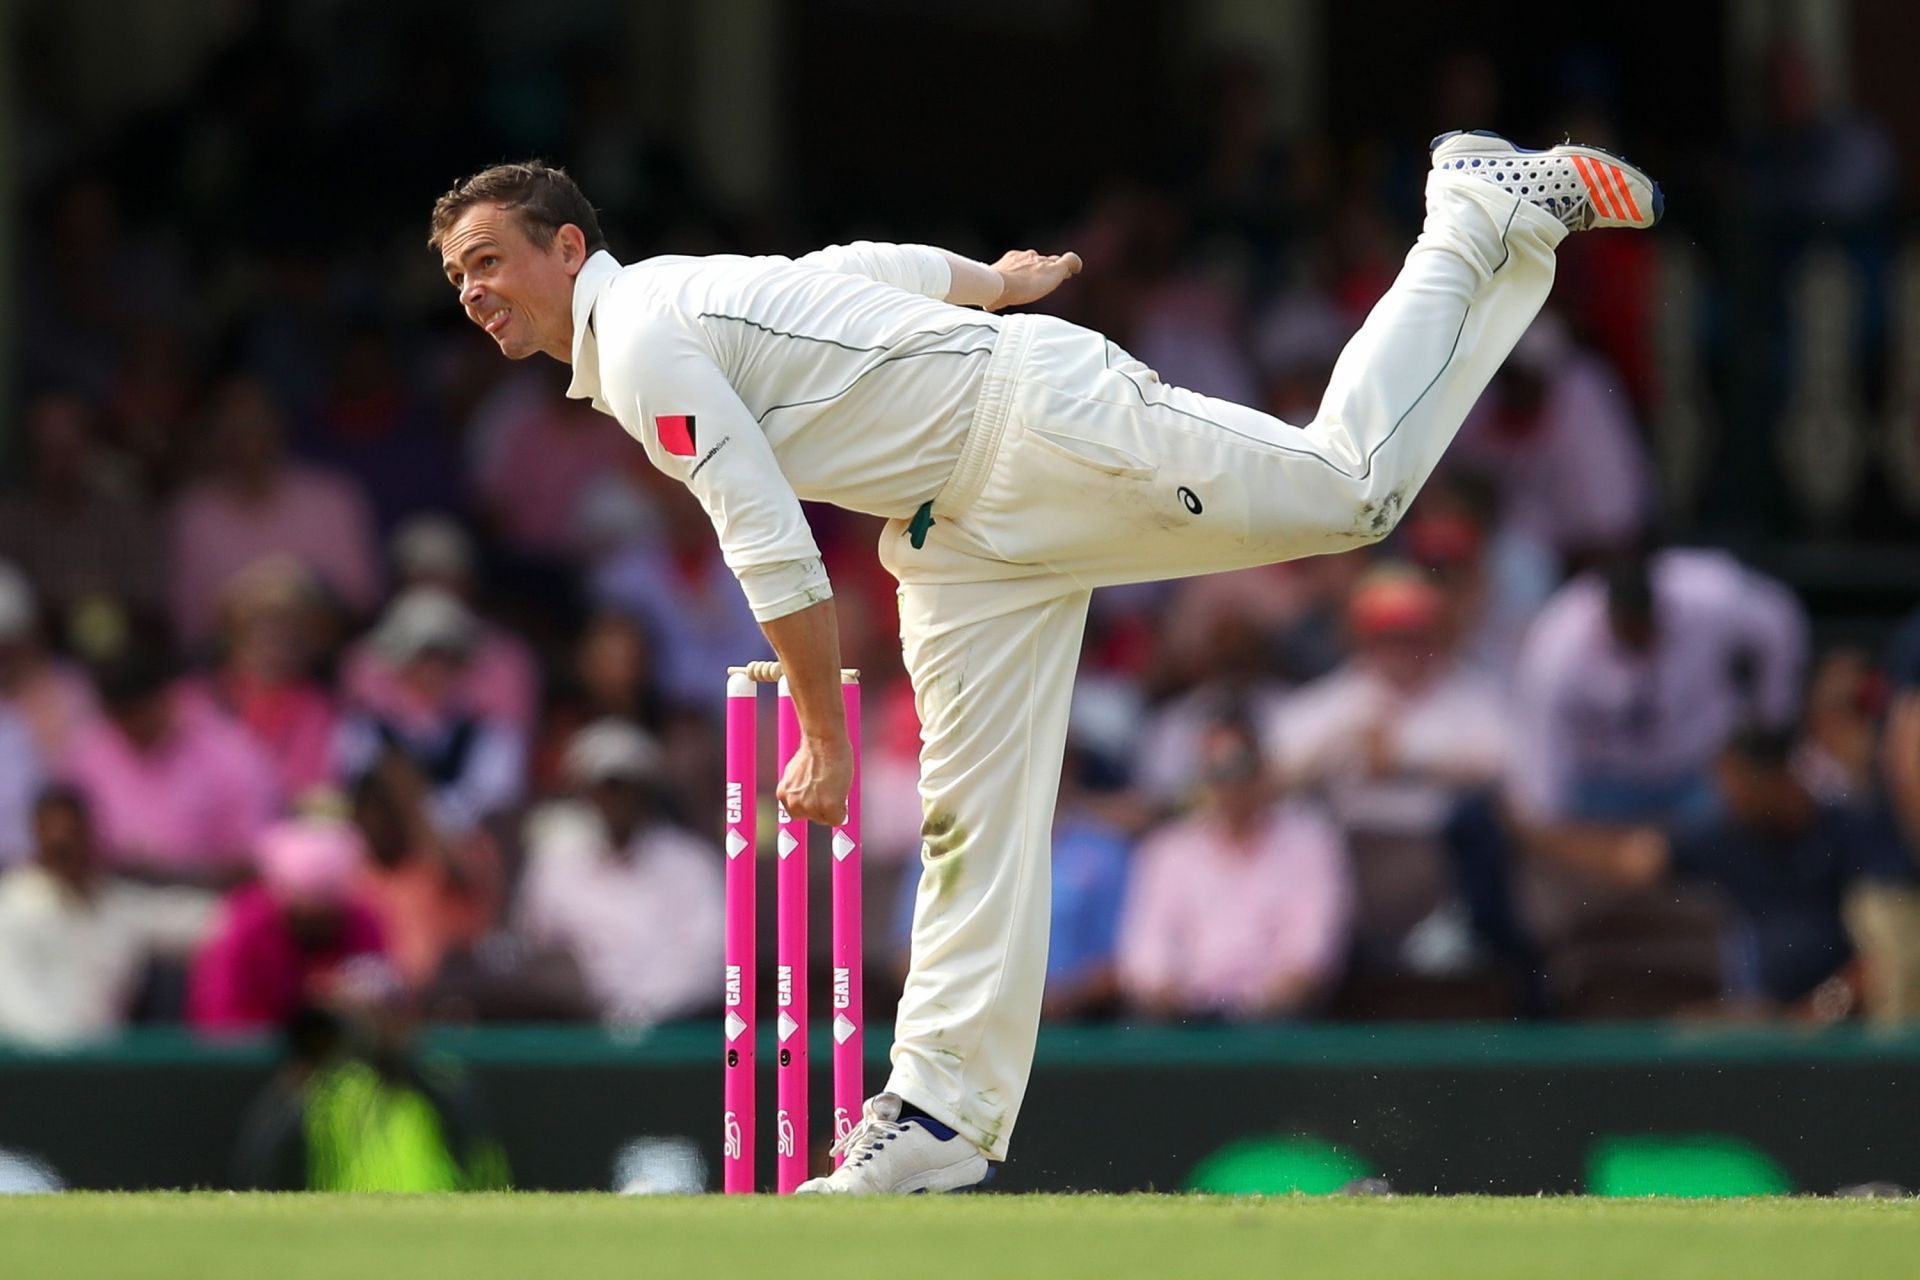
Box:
[564,243,1004,620]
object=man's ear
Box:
[559,223,589,273]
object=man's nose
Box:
[461,282,485,310]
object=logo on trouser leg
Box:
[1178,486,1204,514]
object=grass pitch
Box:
[5,1193,1916,1280]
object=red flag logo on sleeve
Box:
[656,414,697,457]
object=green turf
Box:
[5,1193,1917,1280]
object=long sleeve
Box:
[794,241,953,301]
[606,308,832,622]
[1508,611,1580,823]
[1724,568,1810,728]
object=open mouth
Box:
[481,306,513,337]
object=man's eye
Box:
[481,256,498,269]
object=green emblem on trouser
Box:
[907,499,936,549]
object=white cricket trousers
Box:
[878,170,1567,1158]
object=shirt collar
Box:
[565,250,625,406]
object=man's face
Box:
[1363,628,1440,692]
[1716,754,1788,831]
[113,688,175,752]
[590,778,648,847]
[440,205,586,361]
[34,803,94,888]
[1608,603,1658,655]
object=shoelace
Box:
[829,1114,908,1168]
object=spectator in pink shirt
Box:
[63,644,281,886]
[169,376,382,646]
[1272,567,1513,975]
[1119,717,1351,1020]
[189,818,386,1032]
[468,365,637,562]
[179,557,338,800]
[340,514,539,735]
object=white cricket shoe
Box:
[1430,130,1664,232]
[792,1093,991,1195]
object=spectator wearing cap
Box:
[62,643,281,886]
[340,514,540,735]
[188,818,387,1032]
[169,375,382,646]
[0,787,215,1045]
[0,561,98,766]
[514,720,723,1026]
[1118,716,1350,1020]
[1272,566,1513,974]
[334,587,526,836]
[178,557,339,799]
[0,391,164,631]
[1453,310,1653,564]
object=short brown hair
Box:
[427,160,608,256]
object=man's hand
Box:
[778,735,854,827]
[984,249,1083,312]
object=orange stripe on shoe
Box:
[1568,154,1605,215]
[1605,163,1644,222]
[1570,154,1620,220]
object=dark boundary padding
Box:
[4,1023,1918,1193]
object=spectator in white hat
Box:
[514,719,723,1027]
[334,587,526,836]
[340,514,540,734]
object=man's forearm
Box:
[1521,818,1668,889]
[759,597,849,745]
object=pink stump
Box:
[774,677,808,1193]
[830,677,865,1160]
[722,671,757,1194]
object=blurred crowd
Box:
[2,10,1917,1048]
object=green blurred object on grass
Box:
[1184,1135,1371,1194]
[1588,1134,1794,1198]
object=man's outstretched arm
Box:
[761,598,853,827]
[798,241,1082,311]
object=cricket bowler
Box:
[428,131,1661,1193]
